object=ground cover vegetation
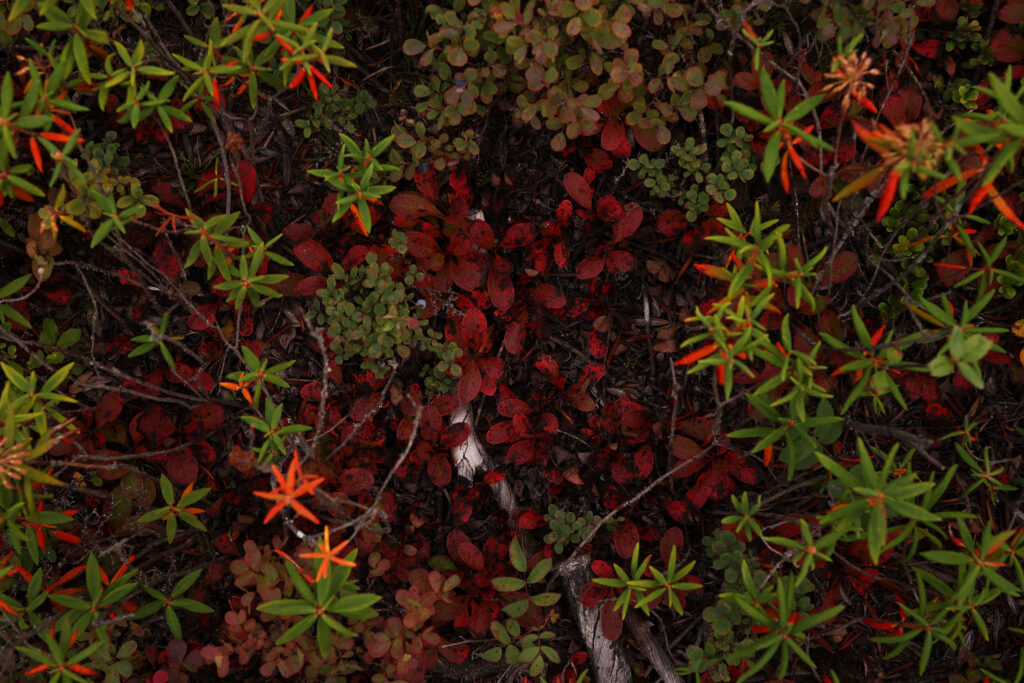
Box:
[1,0,1024,681]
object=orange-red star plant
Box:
[299,525,357,582]
[253,451,324,524]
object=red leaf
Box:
[827,251,859,285]
[452,259,483,291]
[150,180,184,209]
[900,373,938,403]
[486,421,517,445]
[294,240,333,272]
[612,203,643,242]
[488,255,515,312]
[579,581,606,607]
[591,560,614,578]
[338,468,375,495]
[534,354,560,377]
[631,122,667,152]
[95,392,123,427]
[153,237,181,279]
[441,422,471,450]
[596,195,623,222]
[134,406,175,444]
[587,330,608,358]
[605,250,634,274]
[692,466,734,506]
[167,451,198,487]
[477,357,504,396]
[1000,0,1024,23]
[665,500,689,522]
[283,221,315,241]
[188,403,224,432]
[295,275,327,296]
[503,320,526,354]
[390,192,443,220]
[470,220,494,249]
[405,231,441,260]
[563,172,593,210]
[533,283,567,309]
[501,221,536,248]
[414,166,441,201]
[601,117,627,154]
[441,643,470,665]
[457,541,485,570]
[660,528,686,565]
[733,71,759,90]
[612,520,639,559]
[482,471,505,484]
[673,436,704,469]
[536,413,559,434]
[427,453,452,487]
[912,39,940,58]
[552,242,568,268]
[459,362,482,403]
[601,600,623,641]
[993,28,1024,62]
[576,256,605,280]
[583,147,614,173]
[459,308,488,351]
[656,209,687,236]
[300,381,323,402]
[634,446,654,478]
[183,305,215,333]
[555,199,573,226]
[508,439,544,465]
[42,287,70,305]
[686,481,714,508]
[730,455,758,485]
[611,458,632,484]
[517,509,545,530]
[579,363,606,386]
[446,529,471,559]
[936,0,960,21]
[498,398,532,417]
[235,160,257,203]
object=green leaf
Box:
[170,598,213,613]
[492,576,526,592]
[509,537,528,573]
[526,557,552,584]
[165,605,182,639]
[275,614,317,645]
[784,94,824,123]
[724,100,772,125]
[137,507,169,525]
[330,593,381,615]
[503,598,531,618]
[530,592,561,607]
[920,550,971,565]
[258,599,317,616]
[131,600,164,620]
[0,274,31,299]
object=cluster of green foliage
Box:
[627,123,756,220]
[396,0,729,172]
[314,234,462,392]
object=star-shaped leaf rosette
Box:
[253,451,324,525]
